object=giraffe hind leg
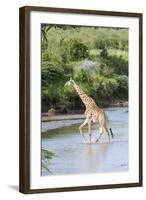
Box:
[104,127,111,143]
[96,127,103,143]
[88,119,92,143]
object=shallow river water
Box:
[41,107,128,176]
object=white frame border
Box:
[30,11,140,189]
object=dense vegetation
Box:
[41,25,128,113]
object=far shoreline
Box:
[42,102,128,122]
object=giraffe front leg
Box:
[79,118,88,142]
[96,127,103,143]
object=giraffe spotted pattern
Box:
[65,79,112,143]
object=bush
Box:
[41,62,67,109]
[105,55,128,75]
[100,46,108,58]
[114,75,128,99]
[68,39,89,61]
[42,62,65,85]
[99,66,114,78]
[80,59,98,72]
[94,28,128,50]
[93,75,118,99]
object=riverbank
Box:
[42,101,128,120]
[42,114,85,122]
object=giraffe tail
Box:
[109,128,114,139]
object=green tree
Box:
[69,39,89,61]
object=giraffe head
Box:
[65,77,75,86]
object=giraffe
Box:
[65,78,113,143]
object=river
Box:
[41,107,128,176]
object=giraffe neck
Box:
[73,83,93,107]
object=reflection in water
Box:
[80,143,109,173]
[42,107,128,176]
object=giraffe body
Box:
[65,78,111,143]
[74,83,109,127]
